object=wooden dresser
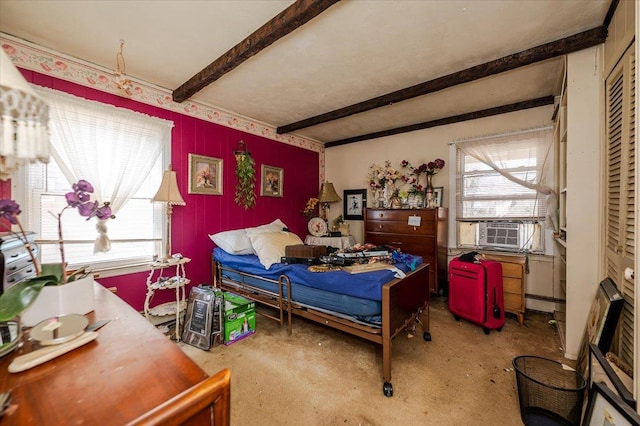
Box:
[481,253,526,325]
[365,208,448,294]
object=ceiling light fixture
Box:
[0,48,50,180]
[114,39,133,96]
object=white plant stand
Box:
[144,257,190,341]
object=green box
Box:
[223,292,256,345]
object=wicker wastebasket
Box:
[512,355,587,426]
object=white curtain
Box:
[36,86,174,252]
[455,126,557,229]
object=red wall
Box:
[21,69,320,311]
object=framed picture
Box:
[589,344,635,409]
[583,382,640,426]
[433,186,444,207]
[344,189,366,220]
[576,278,624,384]
[188,154,222,195]
[261,165,283,197]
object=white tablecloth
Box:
[304,235,356,249]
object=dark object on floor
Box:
[182,285,224,350]
[284,244,326,258]
[448,257,505,334]
[513,355,586,426]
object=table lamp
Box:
[152,166,185,262]
[318,182,341,221]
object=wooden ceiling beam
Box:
[325,96,555,148]
[172,0,340,103]
[278,26,606,134]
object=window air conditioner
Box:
[478,222,521,249]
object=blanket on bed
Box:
[213,247,423,302]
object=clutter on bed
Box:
[211,242,431,397]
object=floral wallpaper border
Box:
[0,33,325,174]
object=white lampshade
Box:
[152,168,185,205]
[0,48,50,180]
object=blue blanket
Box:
[213,248,422,302]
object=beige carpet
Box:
[179,297,564,425]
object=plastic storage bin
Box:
[513,355,587,426]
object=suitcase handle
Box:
[493,288,501,319]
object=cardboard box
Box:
[223,292,255,345]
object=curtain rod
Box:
[448,125,553,145]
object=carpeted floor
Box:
[179,296,565,425]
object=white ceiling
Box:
[0,0,610,145]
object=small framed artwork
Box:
[575,278,624,384]
[261,165,283,197]
[433,186,444,207]
[583,382,640,426]
[589,343,635,409]
[344,189,366,220]
[188,154,222,195]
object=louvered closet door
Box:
[605,43,635,370]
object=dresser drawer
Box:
[501,262,524,278]
[366,208,436,222]
[503,276,523,294]
[365,220,436,236]
[366,233,435,257]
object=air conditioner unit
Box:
[478,222,521,249]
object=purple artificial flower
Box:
[65,191,83,207]
[94,205,113,220]
[77,201,98,217]
[73,180,94,193]
[434,158,446,169]
[0,199,21,224]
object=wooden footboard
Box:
[212,257,430,397]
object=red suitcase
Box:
[448,257,505,334]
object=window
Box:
[17,87,173,274]
[454,126,554,253]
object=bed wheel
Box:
[453,314,460,321]
[383,382,393,397]
[423,332,431,341]
[483,327,490,335]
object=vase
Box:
[425,174,434,208]
[20,276,96,327]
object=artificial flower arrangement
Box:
[0,180,114,321]
[368,160,404,192]
[401,158,446,195]
[302,197,319,219]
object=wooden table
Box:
[0,283,209,425]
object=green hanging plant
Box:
[234,151,256,209]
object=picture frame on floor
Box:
[588,344,635,409]
[583,382,640,426]
[575,278,624,385]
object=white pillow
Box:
[249,231,303,269]
[209,219,288,255]
[245,219,288,237]
[208,229,253,255]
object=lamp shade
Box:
[152,169,186,205]
[318,182,341,203]
[0,48,50,180]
